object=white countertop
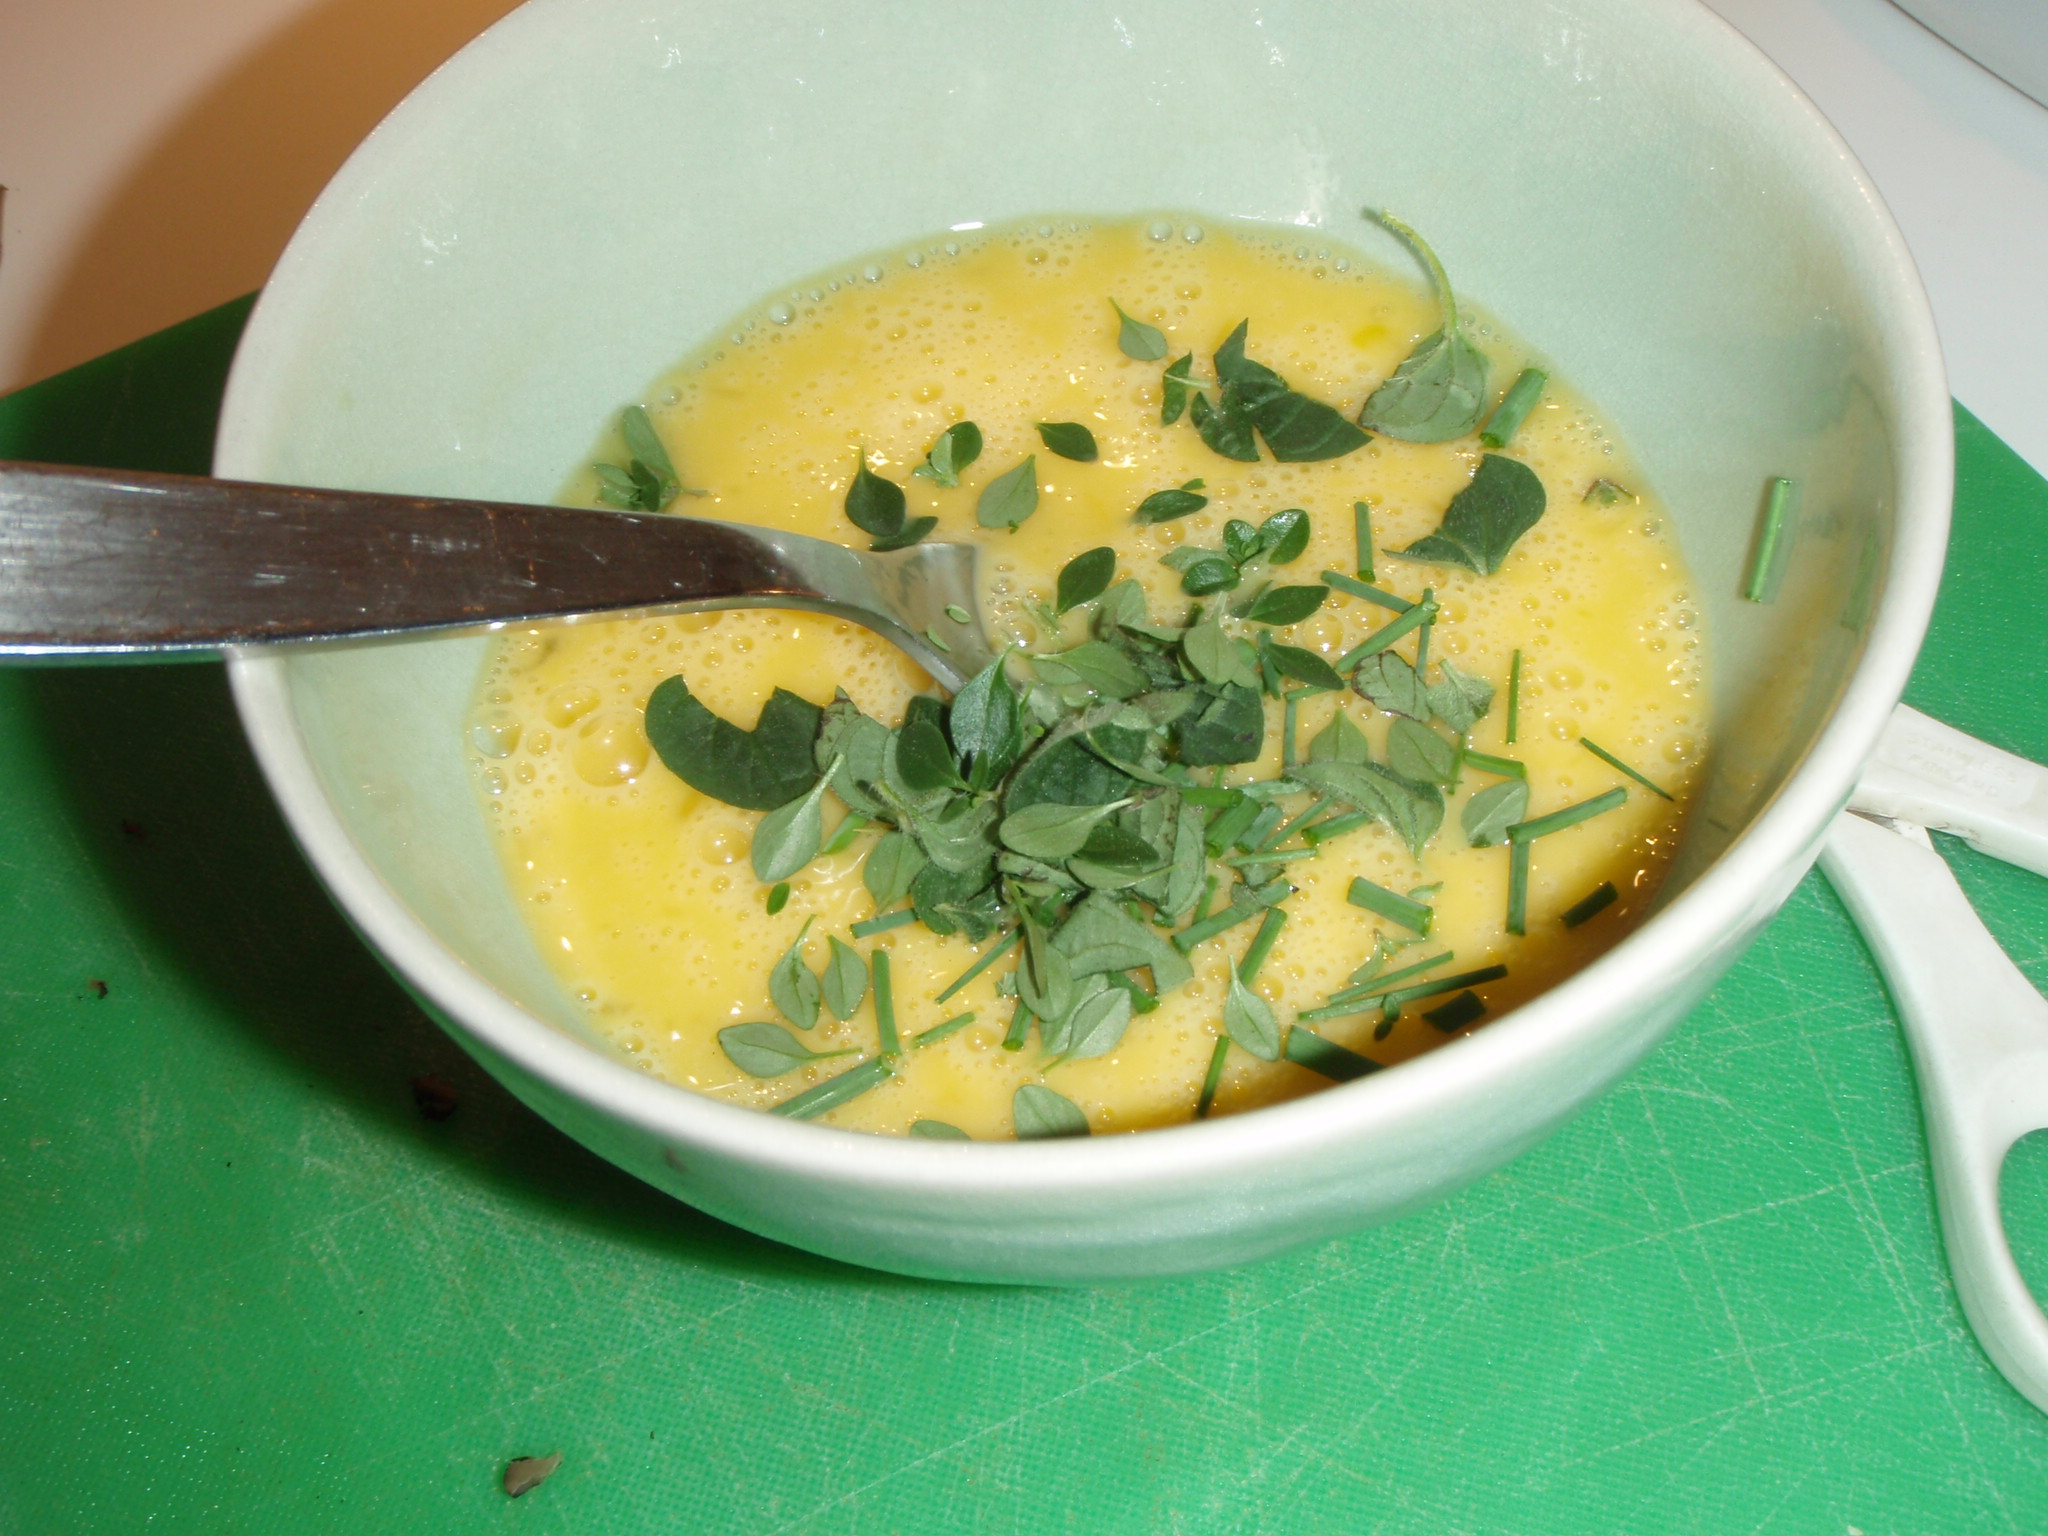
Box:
[3,0,2045,475]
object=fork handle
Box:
[1822,810,2048,1415]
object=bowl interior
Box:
[216,0,1944,1162]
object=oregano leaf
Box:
[1391,453,1547,576]
[822,936,868,1021]
[844,449,907,538]
[863,830,927,907]
[1243,585,1328,626]
[1013,1083,1091,1139]
[1036,422,1099,462]
[1224,961,1281,1061]
[1112,300,1168,361]
[752,759,840,882]
[1355,211,1490,442]
[1387,717,1458,788]
[769,919,821,1028]
[1257,507,1311,564]
[1134,479,1208,524]
[1462,779,1530,848]
[911,421,983,487]
[976,456,1040,529]
[1056,547,1118,613]
[719,1021,850,1078]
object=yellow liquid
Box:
[468,216,1705,1137]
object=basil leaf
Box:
[910,1119,970,1140]
[719,1021,848,1078]
[1213,321,1367,462]
[1000,800,1125,862]
[1161,353,1196,425]
[646,678,822,810]
[948,652,1024,789]
[1191,389,1260,462]
[1113,300,1168,362]
[1177,683,1266,766]
[894,716,965,794]
[1036,422,1099,462]
[1355,213,1490,442]
[1258,508,1311,564]
[1006,733,1137,812]
[1387,717,1458,788]
[901,794,999,877]
[1251,390,1371,462]
[1266,642,1344,691]
[1306,709,1371,765]
[912,421,983,487]
[1243,585,1328,626]
[1054,890,1194,992]
[1224,962,1281,1061]
[844,450,907,538]
[863,831,927,907]
[770,922,821,1028]
[1014,1083,1091,1139]
[1462,779,1530,848]
[1134,480,1209,524]
[1065,987,1134,1060]
[816,696,891,817]
[910,862,1003,941]
[1392,453,1547,576]
[822,936,868,1021]
[1056,547,1117,614]
[1352,652,1428,719]
[1032,640,1148,701]
[752,763,838,882]
[1426,658,1496,733]
[868,516,938,553]
[1222,519,1262,566]
[976,456,1039,530]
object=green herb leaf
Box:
[1250,390,1372,462]
[1222,519,1262,566]
[1392,453,1547,576]
[948,653,1024,789]
[1036,422,1099,462]
[1351,652,1428,720]
[1387,717,1458,787]
[1426,659,1495,734]
[646,678,822,811]
[1178,555,1242,596]
[863,830,928,908]
[1000,800,1125,862]
[770,921,822,1028]
[976,457,1040,530]
[1134,479,1209,524]
[1176,682,1266,766]
[1461,779,1530,847]
[1031,640,1148,700]
[1113,300,1168,361]
[1005,733,1137,812]
[1014,1083,1090,1139]
[912,421,983,487]
[1065,986,1135,1059]
[1355,211,1491,442]
[822,936,868,1021]
[752,761,839,883]
[765,881,791,915]
[1055,547,1118,613]
[1224,961,1281,1061]
[910,861,1003,940]
[868,515,938,553]
[1292,759,1446,858]
[1056,891,1194,992]
[1190,387,1261,462]
[1583,477,1636,507]
[1258,508,1311,564]
[1161,353,1197,425]
[844,449,907,539]
[1306,709,1372,765]
[1265,642,1344,692]
[719,1021,851,1078]
[894,715,966,794]
[910,1118,971,1139]
[1243,585,1328,626]
[815,696,891,817]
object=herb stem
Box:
[1239,907,1288,984]
[1321,570,1412,612]
[1336,597,1439,672]
[1562,881,1620,929]
[913,1011,977,1049]
[873,950,900,1055]
[1283,1027,1382,1082]
[1413,587,1436,677]
[851,907,919,938]
[1191,872,1219,926]
[1579,736,1674,800]
[772,1056,893,1119]
[1744,476,1798,603]
[1173,900,1261,953]
[1369,208,1459,330]
[1282,690,1301,768]
[1461,750,1527,780]
[1507,649,1522,744]
[1223,848,1316,868]
[1346,876,1434,936]
[1196,1036,1231,1119]
[1507,839,1530,936]
[1479,367,1547,449]
[1002,1001,1032,1052]
[1353,501,1376,581]
[1507,786,1628,842]
[935,927,1022,1003]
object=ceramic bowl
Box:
[215,0,1950,1283]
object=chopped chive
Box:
[1373,1014,1397,1041]
[1302,810,1371,845]
[1579,736,1674,800]
[1282,691,1301,768]
[872,950,900,1055]
[1191,872,1219,925]
[1283,1027,1382,1082]
[935,927,1022,1003]
[1508,786,1628,843]
[913,1011,977,1049]
[1353,501,1376,581]
[1174,900,1261,953]
[924,626,953,653]
[820,811,871,856]
[1181,785,1240,807]
[1479,367,1547,449]
[1195,1035,1230,1119]
[1335,598,1438,671]
[1743,476,1798,603]
[1223,848,1316,868]
[1322,951,1452,1008]
[1507,649,1522,744]
[772,1056,893,1119]
[1347,876,1434,936]
[852,907,919,938]
[1424,990,1487,1032]
[1205,795,1262,854]
[1507,839,1530,936]
[1368,950,1453,992]
[1239,907,1288,983]
[1237,803,1284,852]
[1562,881,1619,929]
[1299,964,1507,1022]
[765,881,791,915]
[1460,750,1527,780]
[1412,587,1436,677]
[1002,1001,1032,1052]
[1246,875,1292,907]
[1265,795,1333,850]
[1321,569,1414,612]
[944,603,972,624]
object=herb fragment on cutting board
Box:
[503,1454,562,1499]
[1355,210,1491,442]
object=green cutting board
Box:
[1,300,2043,1533]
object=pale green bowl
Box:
[215,0,1950,1283]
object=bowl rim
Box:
[218,0,1954,1196]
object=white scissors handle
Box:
[1821,808,2048,1414]
[1855,704,2048,879]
